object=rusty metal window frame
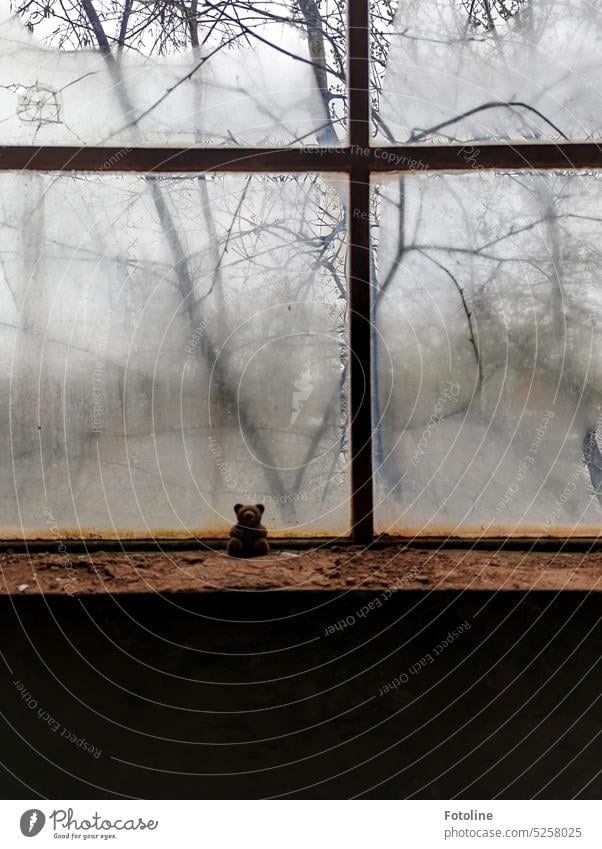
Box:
[2,0,602,546]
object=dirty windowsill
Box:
[1,545,601,594]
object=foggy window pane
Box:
[0,171,349,537]
[373,171,602,535]
[1,2,345,147]
[377,0,602,144]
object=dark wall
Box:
[0,591,600,799]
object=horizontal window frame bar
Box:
[1,143,602,173]
[0,536,600,554]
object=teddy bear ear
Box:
[256,503,265,514]
[234,503,242,514]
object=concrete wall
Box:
[0,591,600,798]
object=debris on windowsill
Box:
[1,546,601,594]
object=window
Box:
[0,4,344,146]
[378,0,602,144]
[1,0,600,542]
[374,171,602,537]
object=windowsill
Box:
[0,545,600,594]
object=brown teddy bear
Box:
[227,503,269,557]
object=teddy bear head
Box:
[234,503,265,527]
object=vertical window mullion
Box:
[348,0,374,543]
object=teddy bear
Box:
[227,503,269,557]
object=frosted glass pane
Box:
[378,0,602,144]
[0,171,348,538]
[0,4,344,147]
[374,171,602,536]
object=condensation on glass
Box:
[377,0,602,144]
[373,171,602,536]
[0,5,344,147]
[0,171,349,538]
